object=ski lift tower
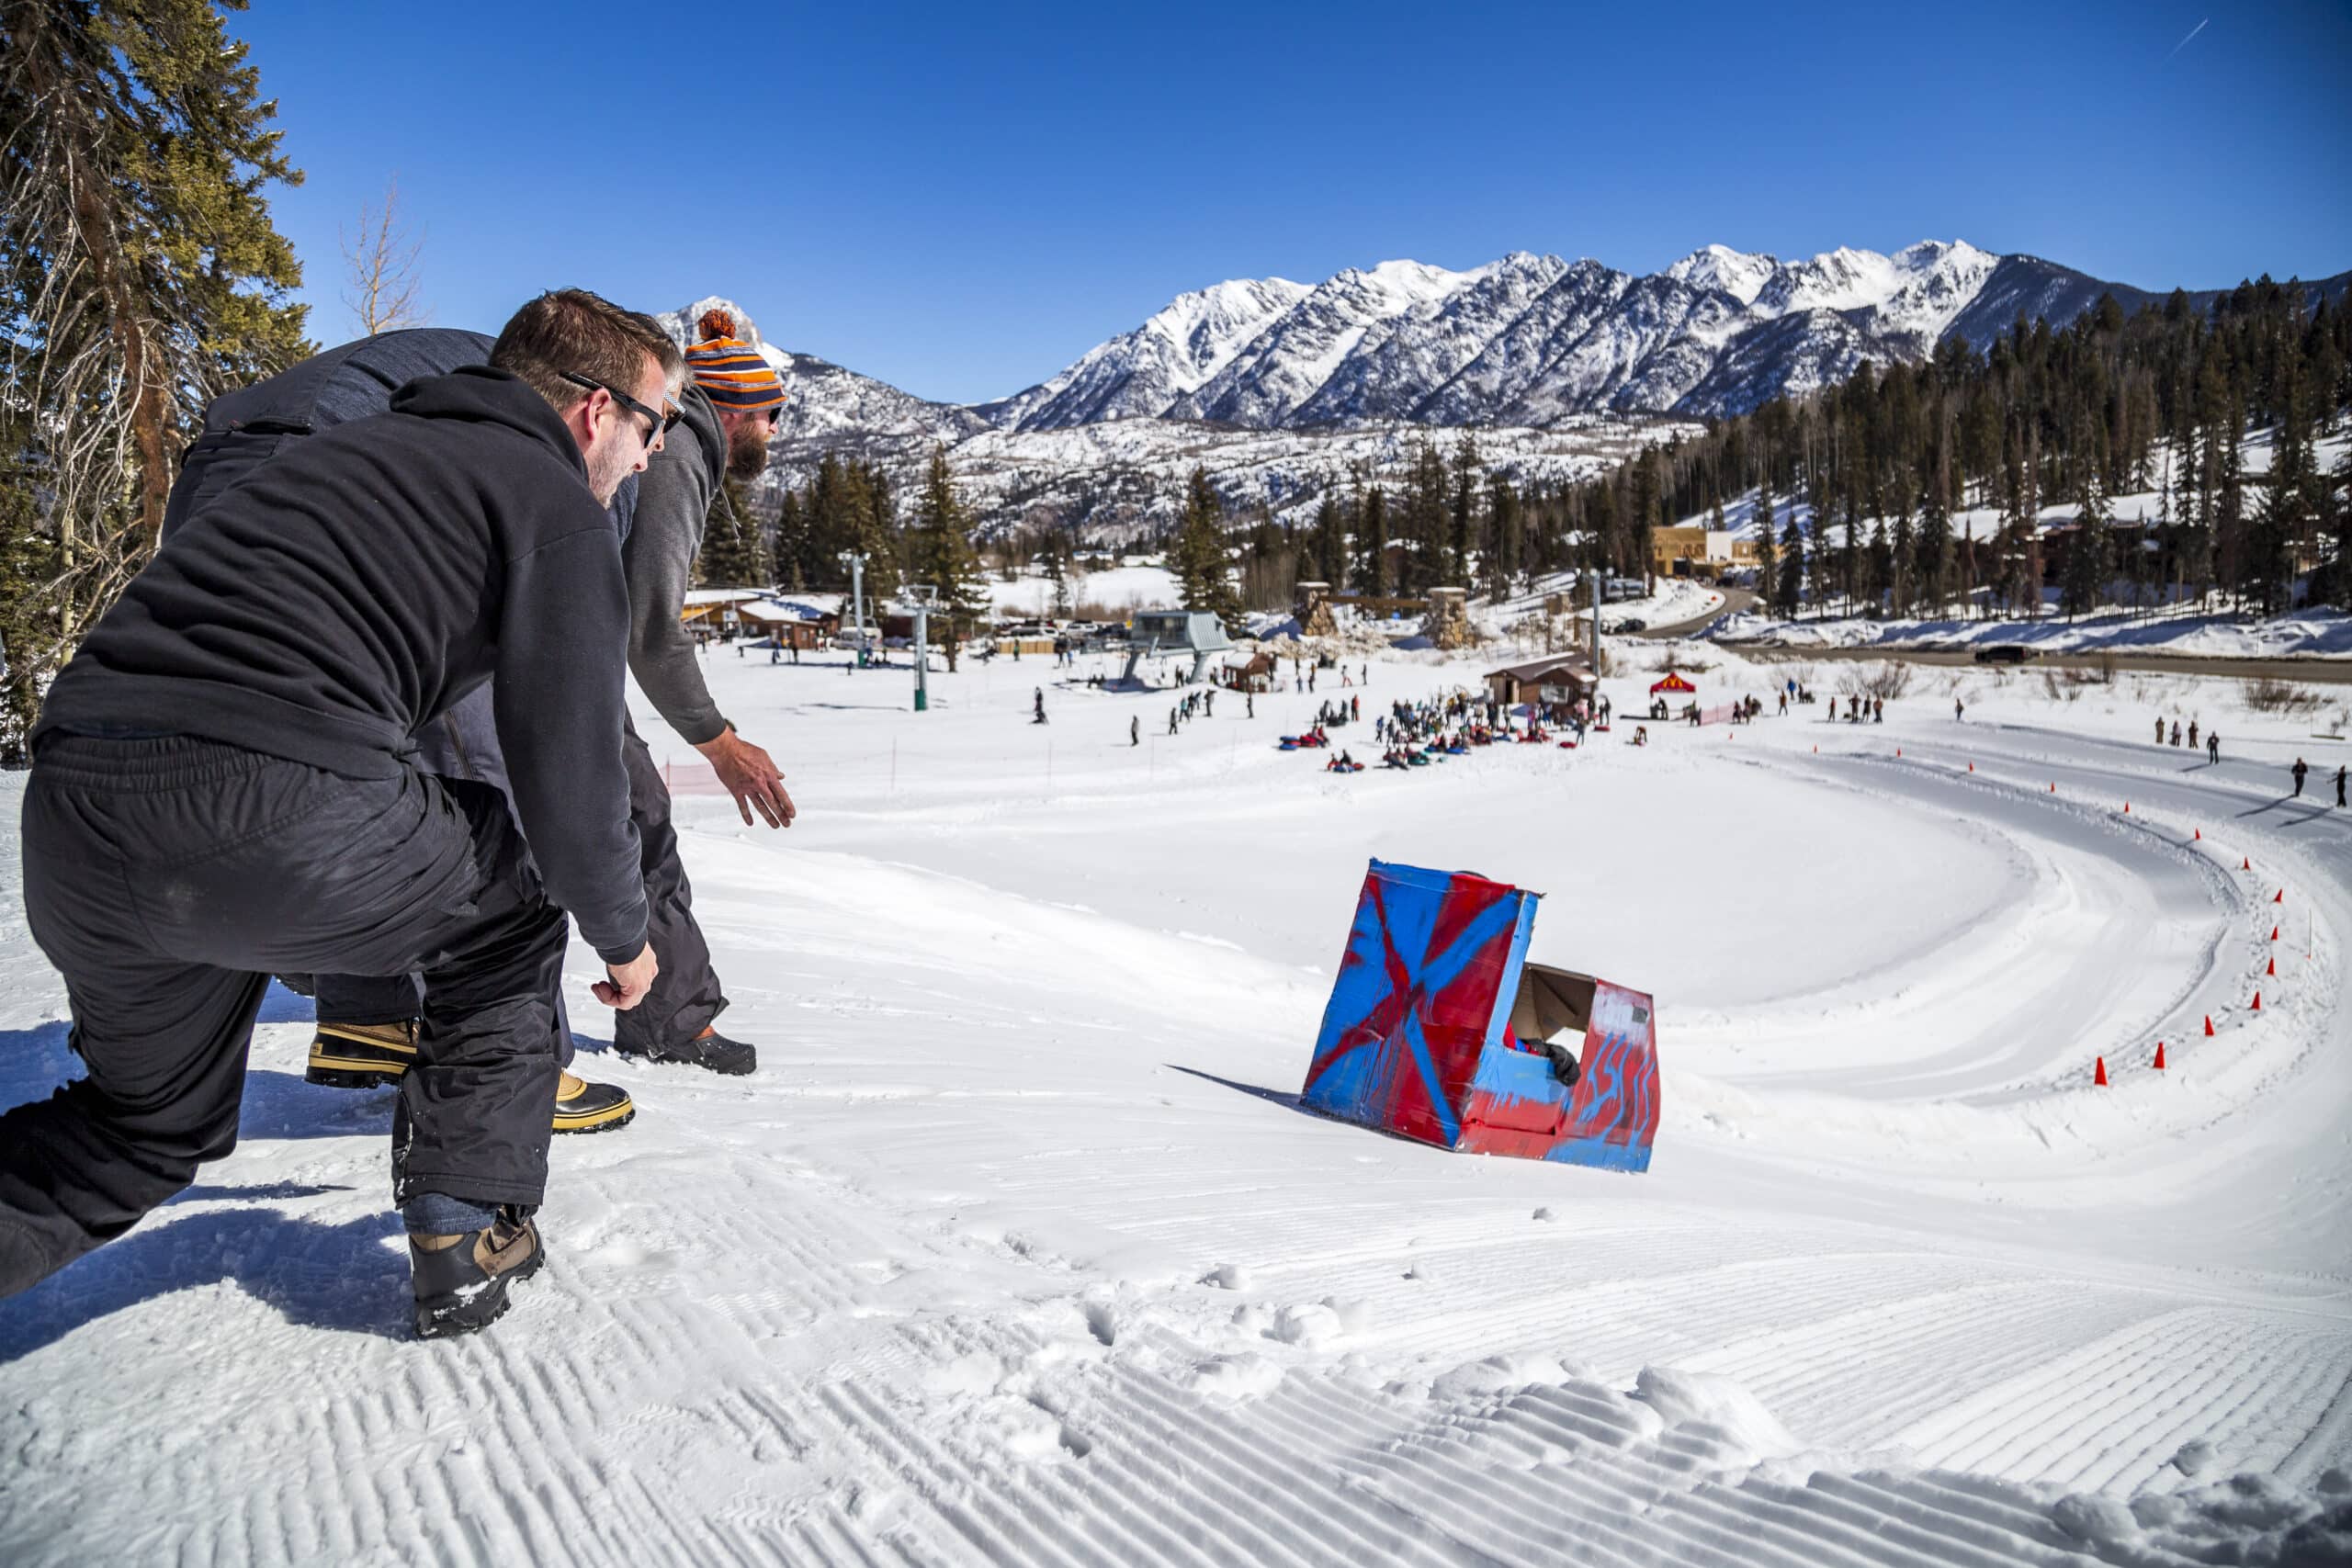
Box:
[906,584,938,712]
[838,550,868,668]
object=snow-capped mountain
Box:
[982,241,2348,426]
[662,243,2346,541]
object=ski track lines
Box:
[7,705,2352,1563]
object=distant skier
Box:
[2336,764,2346,808]
[2171,721,2182,747]
[1130,716,1139,748]
[2189,720,2199,749]
[2207,730,2221,764]
[1246,694,1254,719]
[2155,716,2165,745]
[1953,696,1964,721]
[1168,708,1178,736]
[1032,687,1046,726]
[2290,757,2308,797]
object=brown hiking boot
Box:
[409,1208,544,1339]
[305,1019,417,1089]
[551,1071,634,1134]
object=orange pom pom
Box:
[696,308,738,343]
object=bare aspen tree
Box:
[340,175,426,334]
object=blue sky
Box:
[232,0,2352,404]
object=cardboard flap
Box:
[1510,963,1595,1045]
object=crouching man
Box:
[0,290,670,1338]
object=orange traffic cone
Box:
[1895,749,1902,757]
[2154,1042,2166,1070]
[2204,1015,2216,1036]
[2242,857,2252,870]
[2267,956,2276,976]
[2274,889,2284,904]
[2253,991,2263,1011]
[2094,1055,2109,1086]
[2124,802,2131,814]
[1968,761,1974,773]
[2193,829,2200,840]
[2271,926,2279,942]
[2050,783,2057,793]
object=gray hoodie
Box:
[623,383,734,746]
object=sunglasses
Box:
[561,371,683,446]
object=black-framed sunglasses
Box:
[560,370,683,445]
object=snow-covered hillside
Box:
[6,645,2349,1563]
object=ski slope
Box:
[2,646,2348,1564]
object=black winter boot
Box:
[615,1024,756,1077]
[409,1207,543,1339]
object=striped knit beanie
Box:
[686,309,787,413]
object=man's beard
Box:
[727,419,773,481]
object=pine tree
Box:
[1172,466,1240,624]
[773,490,811,591]
[1487,474,1521,601]
[907,446,988,670]
[1775,502,1806,617]
[1448,434,1481,587]
[1,0,310,745]
[695,479,769,588]
[1753,485,1778,611]
[1309,493,1344,592]
[1359,485,1392,597]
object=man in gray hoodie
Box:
[605,310,795,1074]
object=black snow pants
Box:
[311,701,723,1057]
[0,735,568,1298]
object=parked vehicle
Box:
[1972,645,2040,664]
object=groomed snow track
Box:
[2,662,2347,1565]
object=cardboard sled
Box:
[1300,860,1660,1171]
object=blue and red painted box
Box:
[1300,860,1660,1172]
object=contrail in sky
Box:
[2168,17,2208,57]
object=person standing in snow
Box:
[1953,696,1964,721]
[2155,716,2165,745]
[1033,688,1047,725]
[1130,716,1139,747]
[2335,764,2346,808]
[302,309,791,1090]
[3,290,673,1337]
[2207,730,2221,764]
[2189,719,2199,749]
[2291,758,2309,797]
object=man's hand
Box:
[594,942,659,1010]
[695,727,796,829]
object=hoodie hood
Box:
[392,365,587,479]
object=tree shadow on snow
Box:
[0,1200,411,1360]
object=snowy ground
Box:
[3,641,2350,1564]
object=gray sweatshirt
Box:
[624,383,734,745]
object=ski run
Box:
[3,639,2349,1566]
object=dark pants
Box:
[0,736,567,1297]
[311,707,723,1056]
